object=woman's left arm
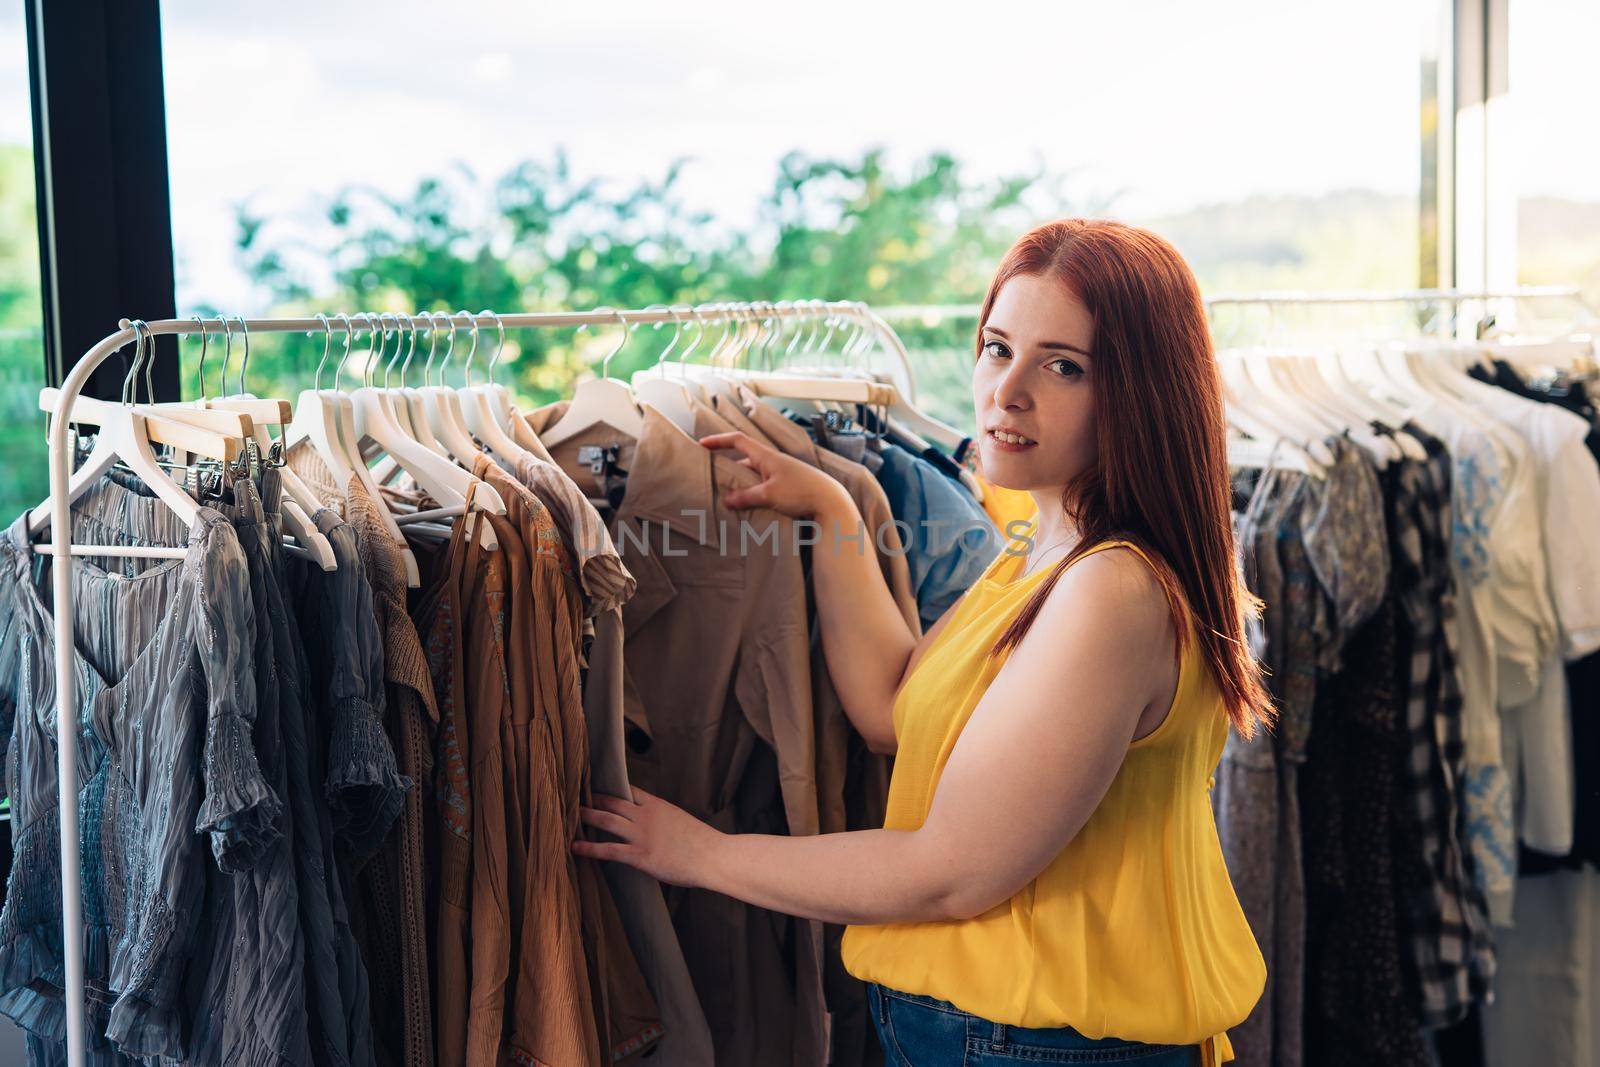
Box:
[574,547,1176,926]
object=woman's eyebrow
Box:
[984,326,1091,359]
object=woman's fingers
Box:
[721,480,772,511]
[578,806,636,839]
[588,793,639,818]
[571,839,632,862]
[698,431,751,456]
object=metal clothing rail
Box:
[41,297,909,1066]
[876,286,1591,323]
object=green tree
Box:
[0,143,46,520]
[217,149,1054,419]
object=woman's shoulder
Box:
[1037,540,1178,643]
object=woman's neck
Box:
[1027,494,1080,558]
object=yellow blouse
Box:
[975,471,1037,534]
[840,534,1265,1060]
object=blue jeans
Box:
[868,984,1201,1065]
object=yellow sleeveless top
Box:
[839,534,1265,1059]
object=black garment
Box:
[287,508,398,1067]
[1300,462,1431,1067]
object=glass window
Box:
[0,7,45,521]
[160,1,1428,432]
[1513,0,1600,322]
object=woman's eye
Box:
[982,340,1010,360]
[1048,358,1085,378]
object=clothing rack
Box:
[40,297,910,1066]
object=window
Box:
[0,5,44,520]
[1513,0,1600,324]
[160,1,1428,432]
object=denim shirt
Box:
[873,444,1002,630]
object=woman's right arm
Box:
[701,431,946,754]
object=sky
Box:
[1,0,1596,310]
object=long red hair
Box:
[986,219,1273,738]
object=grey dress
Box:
[0,475,273,1062]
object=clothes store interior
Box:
[2,1,1599,1065]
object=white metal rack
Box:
[40,298,908,1066]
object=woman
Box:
[573,219,1271,1065]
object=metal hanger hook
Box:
[191,316,209,398]
[397,314,422,389]
[680,305,707,367]
[121,319,146,405]
[381,313,406,389]
[334,313,355,391]
[310,313,334,391]
[234,315,251,394]
[704,303,734,366]
[217,316,235,399]
[361,312,384,388]
[480,309,506,386]
[645,304,684,372]
[455,310,480,388]
[421,311,443,386]
[435,310,462,386]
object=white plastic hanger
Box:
[287,314,362,487]
[28,321,220,549]
[631,305,702,434]
[369,314,450,485]
[287,314,420,586]
[420,311,500,467]
[1217,350,1327,474]
[400,314,450,457]
[349,314,504,516]
[541,307,645,448]
[1317,347,1430,462]
[457,310,537,466]
[199,316,337,570]
[1275,351,1401,464]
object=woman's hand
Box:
[699,431,855,520]
[573,786,723,889]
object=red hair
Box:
[985,219,1273,738]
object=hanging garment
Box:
[285,505,394,1067]
[1478,367,1600,874]
[0,478,270,1063]
[1216,463,1309,1067]
[1376,431,1496,1030]
[1461,377,1600,860]
[502,446,714,1067]
[502,451,636,618]
[286,449,437,1067]
[1298,449,1431,1067]
[873,443,1001,630]
[525,401,828,1067]
[1406,403,1521,923]
[840,533,1265,1061]
[471,455,663,1067]
[175,472,312,1067]
[717,388,923,1067]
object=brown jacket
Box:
[524,401,827,1067]
[718,391,919,1067]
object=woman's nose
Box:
[993,364,1031,411]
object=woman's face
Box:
[972,272,1098,492]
